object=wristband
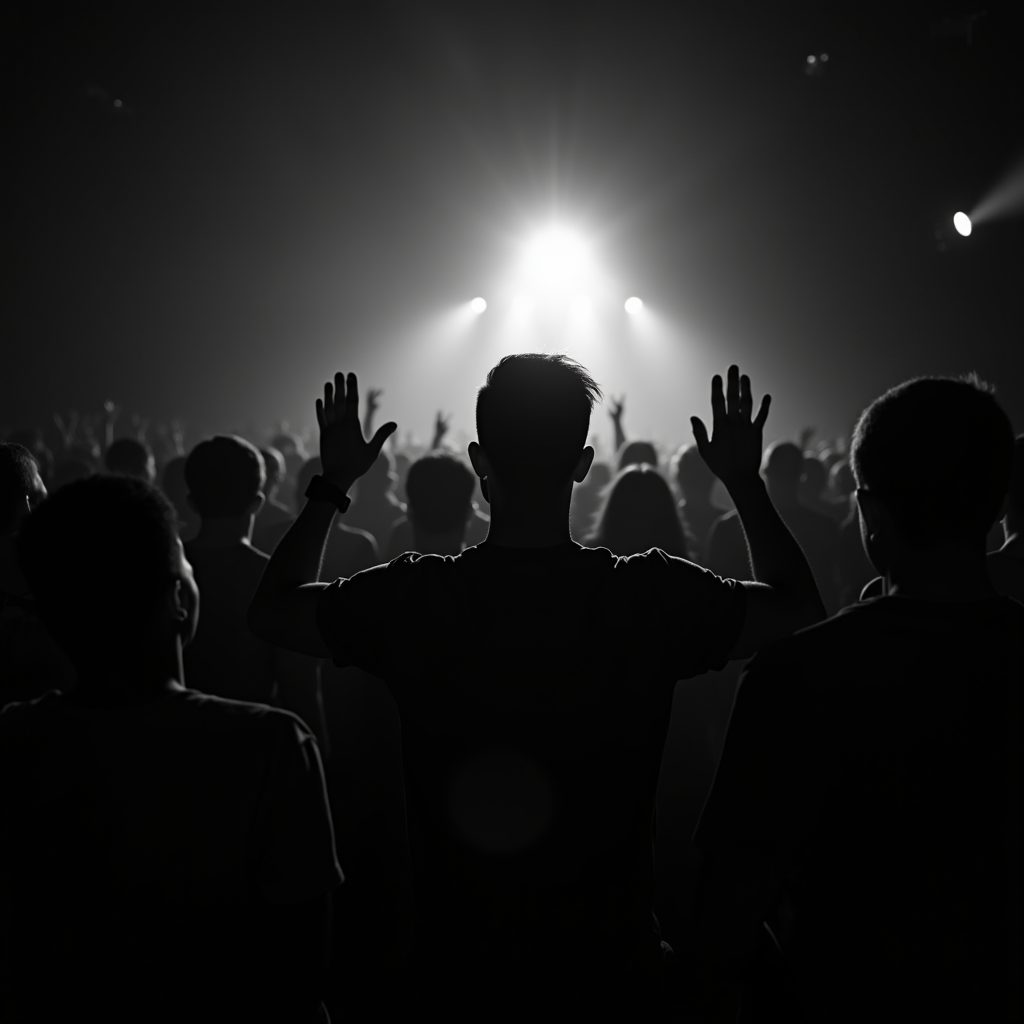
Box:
[304,474,351,513]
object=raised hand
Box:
[432,411,450,449]
[609,396,625,422]
[316,372,397,486]
[691,365,771,491]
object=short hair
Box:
[763,442,804,485]
[104,438,154,479]
[588,464,688,559]
[270,432,303,456]
[406,453,476,533]
[260,447,286,489]
[672,443,715,499]
[185,436,265,519]
[851,374,1014,548]
[0,442,39,534]
[17,475,179,667]
[1007,435,1024,519]
[476,353,601,489]
[617,441,658,474]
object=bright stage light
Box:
[953,212,972,237]
[470,297,487,314]
[624,296,643,314]
[521,226,592,294]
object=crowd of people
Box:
[1,356,1021,1023]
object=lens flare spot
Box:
[953,211,972,237]
[470,297,487,314]
[624,296,643,314]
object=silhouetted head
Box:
[185,436,265,521]
[104,438,156,483]
[17,475,198,672]
[672,443,716,504]
[799,454,828,501]
[762,442,804,490]
[474,353,601,494]
[406,453,475,535]
[617,440,658,474]
[1006,435,1024,526]
[51,458,95,492]
[260,447,286,497]
[0,443,47,538]
[6,429,53,487]
[851,375,1013,551]
[589,464,688,559]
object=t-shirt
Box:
[0,688,343,1023]
[315,540,746,989]
[695,595,1024,1023]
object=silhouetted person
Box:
[270,431,308,512]
[708,441,840,615]
[692,374,1023,1024]
[343,448,405,551]
[159,454,197,542]
[569,458,612,542]
[385,451,476,558]
[587,463,689,558]
[2,475,341,1024]
[249,360,824,1022]
[184,436,329,752]
[988,433,1024,603]
[672,442,721,565]
[618,439,659,473]
[252,446,295,554]
[0,443,70,708]
[104,436,156,483]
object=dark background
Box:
[4,0,1022,452]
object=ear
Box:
[467,441,490,480]
[573,446,596,484]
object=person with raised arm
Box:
[248,359,823,1022]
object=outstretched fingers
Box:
[739,374,752,421]
[710,375,726,425]
[726,365,740,418]
[345,372,359,422]
[754,393,772,431]
[370,421,399,457]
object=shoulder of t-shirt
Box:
[0,688,62,724]
[174,689,316,739]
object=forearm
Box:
[729,478,823,612]
[613,420,626,452]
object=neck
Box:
[885,543,997,602]
[191,516,253,548]
[483,488,573,548]
[64,644,186,709]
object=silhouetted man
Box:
[2,475,342,1024]
[692,375,1023,1023]
[248,357,823,1022]
[104,436,156,483]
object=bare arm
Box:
[609,396,626,454]
[692,367,826,659]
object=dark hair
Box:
[17,475,179,667]
[270,432,302,456]
[104,438,154,479]
[851,374,1014,548]
[588,464,688,559]
[0,442,39,534]
[617,440,658,474]
[260,447,286,489]
[763,442,804,485]
[476,353,601,489]
[672,443,715,499]
[185,436,265,519]
[406,453,476,533]
[1004,435,1024,520]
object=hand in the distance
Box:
[691,365,770,493]
[316,372,397,486]
[432,411,450,448]
[609,396,625,423]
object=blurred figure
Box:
[344,449,405,552]
[184,436,329,751]
[3,474,341,1024]
[693,375,1022,1024]
[159,454,197,543]
[269,431,308,512]
[617,439,659,474]
[672,443,720,565]
[707,441,839,614]
[987,433,1024,602]
[104,437,156,483]
[386,451,476,558]
[569,459,612,542]
[587,464,689,559]
[50,457,94,492]
[5,428,53,490]
[252,446,295,554]
[392,450,412,504]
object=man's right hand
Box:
[691,365,770,493]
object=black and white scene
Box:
[2,2,1022,1022]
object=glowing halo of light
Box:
[470,297,487,314]
[953,212,972,237]
[519,226,592,295]
[624,296,643,314]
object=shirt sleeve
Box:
[694,637,831,856]
[251,711,344,905]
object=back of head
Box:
[476,353,601,491]
[851,374,1014,549]
[0,442,40,535]
[672,443,715,501]
[406,453,475,534]
[590,464,688,558]
[104,438,155,482]
[763,442,804,488]
[260,447,286,492]
[800,454,828,498]
[185,435,265,520]
[1007,435,1024,522]
[269,432,302,457]
[617,440,658,474]
[17,475,179,668]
